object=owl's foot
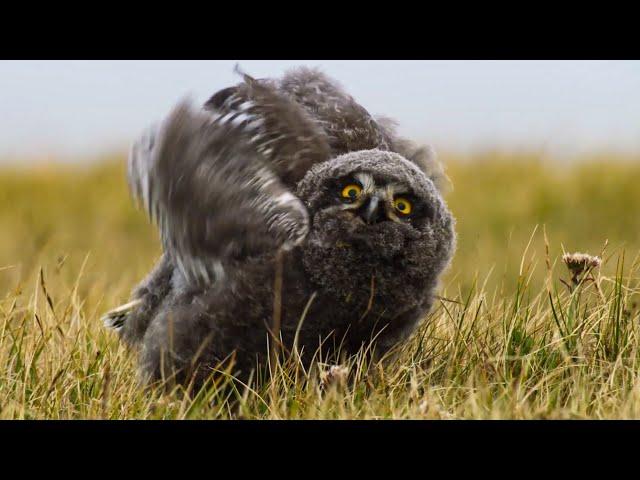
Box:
[101,299,143,331]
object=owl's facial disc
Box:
[336,172,417,225]
[299,151,455,309]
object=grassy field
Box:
[1,152,640,419]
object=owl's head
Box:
[296,149,456,311]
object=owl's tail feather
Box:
[101,299,143,331]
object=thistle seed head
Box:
[562,252,602,275]
[319,364,349,389]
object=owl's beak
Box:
[360,195,383,224]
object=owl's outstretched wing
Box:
[204,70,331,188]
[278,67,393,155]
[277,67,451,192]
[128,86,330,288]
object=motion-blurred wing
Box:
[127,96,327,289]
[204,70,331,188]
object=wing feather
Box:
[128,94,328,289]
[278,67,393,155]
[204,71,331,188]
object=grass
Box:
[1,152,640,419]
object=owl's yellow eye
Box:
[393,197,413,215]
[341,184,362,201]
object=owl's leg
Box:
[104,253,175,346]
[137,303,223,390]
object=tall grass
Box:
[1,153,639,419]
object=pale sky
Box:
[1,60,639,162]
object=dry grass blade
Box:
[1,156,639,418]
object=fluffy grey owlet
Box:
[103,67,456,388]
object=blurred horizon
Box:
[1,60,639,164]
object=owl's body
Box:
[106,68,456,387]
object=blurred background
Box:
[1,60,639,163]
[1,60,639,419]
[0,60,639,300]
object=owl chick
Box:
[103,67,456,388]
